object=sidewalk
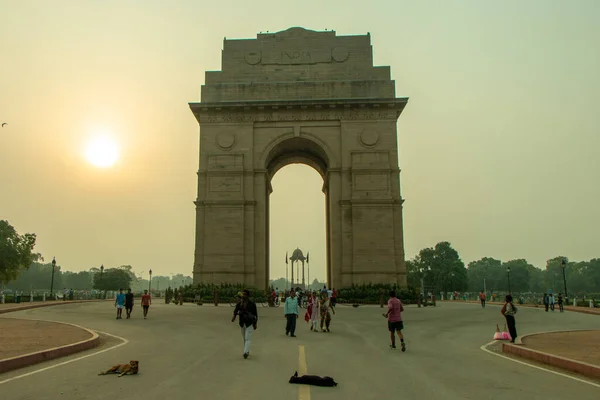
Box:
[0,318,100,374]
[503,330,600,380]
[0,299,108,315]
[0,319,93,360]
[441,300,600,316]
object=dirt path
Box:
[0,319,93,360]
[523,330,600,366]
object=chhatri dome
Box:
[290,248,306,262]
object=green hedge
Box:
[180,284,269,303]
[337,284,418,305]
[178,283,418,305]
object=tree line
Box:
[1,219,192,293]
[406,241,600,295]
[3,220,599,296]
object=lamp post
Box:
[100,264,104,299]
[506,266,511,294]
[50,257,56,299]
[148,269,152,292]
[561,258,568,300]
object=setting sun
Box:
[85,135,119,168]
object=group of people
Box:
[231,288,406,359]
[114,288,152,319]
[303,290,336,333]
[543,292,565,312]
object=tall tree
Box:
[93,268,132,291]
[502,259,532,293]
[467,257,503,292]
[412,242,467,293]
[0,220,39,284]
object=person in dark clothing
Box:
[501,294,518,343]
[232,289,258,359]
[543,293,549,312]
[125,288,134,319]
[557,293,564,312]
[479,290,486,308]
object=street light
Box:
[148,269,152,292]
[506,266,511,294]
[561,258,568,300]
[99,264,104,299]
[50,257,56,298]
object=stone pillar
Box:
[327,170,342,289]
[193,201,206,283]
[254,172,268,289]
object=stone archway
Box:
[189,27,409,290]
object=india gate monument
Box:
[189,27,409,290]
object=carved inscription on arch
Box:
[209,175,242,192]
[246,47,348,65]
[202,110,399,123]
[353,173,389,192]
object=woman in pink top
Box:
[382,290,406,351]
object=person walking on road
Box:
[557,293,564,313]
[383,290,405,351]
[125,288,134,319]
[549,293,555,312]
[501,294,518,343]
[479,290,486,308]
[141,289,151,319]
[232,289,258,359]
[543,293,549,312]
[305,291,320,332]
[284,289,299,337]
[319,291,335,332]
[115,289,125,319]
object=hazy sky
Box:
[1,1,598,283]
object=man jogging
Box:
[232,289,258,359]
[383,290,406,351]
[141,289,151,319]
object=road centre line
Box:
[298,345,311,400]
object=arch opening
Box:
[268,164,328,292]
[265,136,330,183]
[265,136,330,291]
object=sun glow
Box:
[85,135,120,168]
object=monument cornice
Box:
[189,98,408,123]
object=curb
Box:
[502,330,600,380]
[440,300,600,316]
[0,319,100,374]
[0,300,108,315]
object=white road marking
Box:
[0,330,129,385]
[480,340,600,388]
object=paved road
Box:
[1,301,598,399]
